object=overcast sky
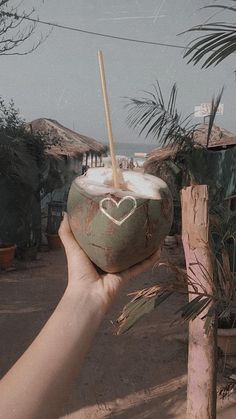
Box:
[1,0,236,144]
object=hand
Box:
[59,213,160,312]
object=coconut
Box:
[67,167,173,273]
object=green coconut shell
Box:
[67,178,173,273]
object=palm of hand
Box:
[59,214,160,310]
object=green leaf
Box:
[117,296,156,334]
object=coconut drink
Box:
[67,167,173,273]
[67,50,173,273]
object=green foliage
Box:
[126,81,223,152]
[117,211,236,335]
[126,82,196,150]
[183,2,236,68]
[0,97,24,135]
[0,97,47,190]
[0,97,49,248]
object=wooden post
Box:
[181,185,217,419]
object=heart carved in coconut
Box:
[67,168,173,273]
[99,196,137,226]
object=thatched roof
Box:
[145,146,178,166]
[145,124,236,170]
[194,124,236,149]
[27,118,107,158]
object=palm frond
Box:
[206,88,224,147]
[126,81,223,154]
[126,82,197,150]
[203,4,236,14]
[117,258,212,334]
[183,2,236,68]
[116,294,161,335]
[117,237,235,335]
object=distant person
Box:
[129,157,134,170]
[0,213,159,419]
[82,164,89,175]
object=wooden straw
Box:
[98,50,120,189]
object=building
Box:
[144,124,236,235]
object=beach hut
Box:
[145,124,236,197]
[193,123,236,149]
[0,120,107,260]
[144,124,236,235]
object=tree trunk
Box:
[181,185,217,419]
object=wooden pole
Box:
[181,185,217,419]
[98,50,120,188]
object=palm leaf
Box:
[126,82,196,150]
[203,4,236,14]
[117,235,235,335]
[116,295,157,335]
[184,32,236,67]
[126,81,223,153]
[183,2,236,68]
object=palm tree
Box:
[117,82,234,335]
[183,2,236,68]
[126,81,223,146]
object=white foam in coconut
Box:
[75,168,168,199]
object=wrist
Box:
[63,282,107,319]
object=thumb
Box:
[59,213,98,280]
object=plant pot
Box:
[217,327,236,355]
[0,244,16,269]
[46,233,62,250]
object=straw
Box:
[98,50,120,189]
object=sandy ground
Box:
[0,245,236,418]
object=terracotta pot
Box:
[217,327,236,355]
[46,234,62,250]
[0,244,16,269]
[67,169,173,273]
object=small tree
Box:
[117,83,236,417]
[0,97,48,251]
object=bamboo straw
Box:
[98,50,120,189]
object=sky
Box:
[1,0,236,145]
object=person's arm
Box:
[0,214,160,419]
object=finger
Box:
[120,249,161,282]
[59,213,98,279]
[59,213,83,254]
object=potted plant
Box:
[117,82,236,349]
[210,208,236,355]
[46,201,65,250]
[0,242,16,270]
